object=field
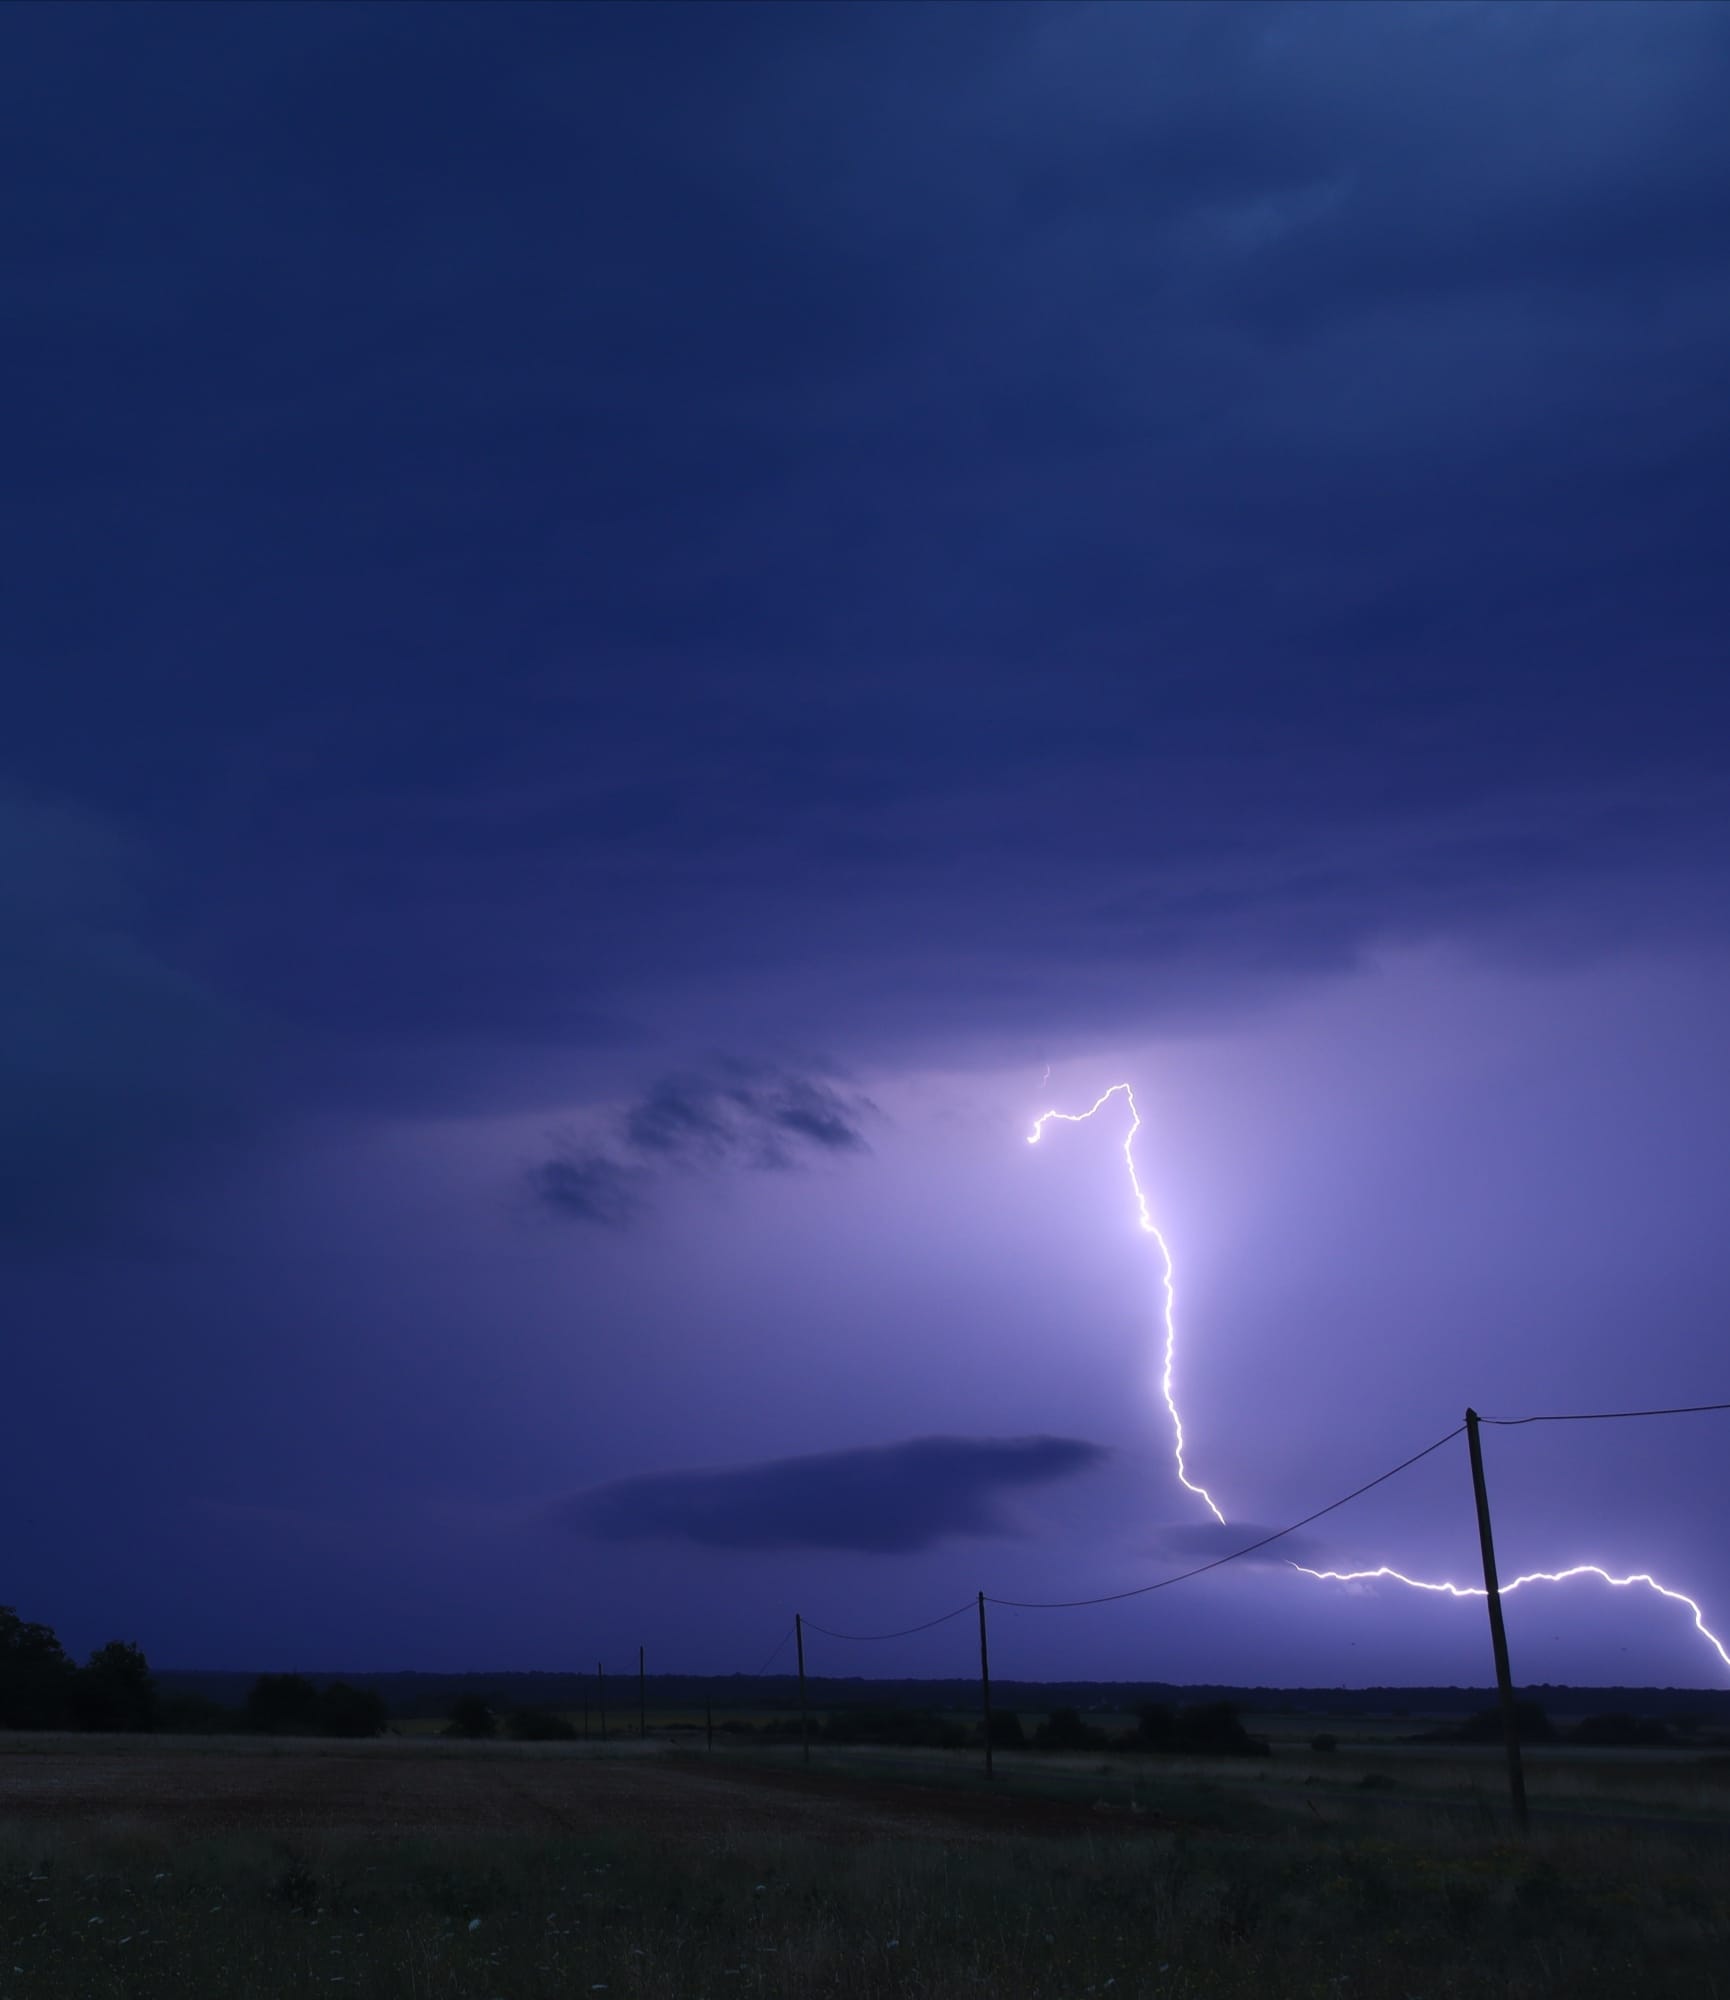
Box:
[4,1727,1729,1997]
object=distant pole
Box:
[978,1592,995,1782]
[1465,1407,1529,1831]
[597,1661,607,1742]
[638,1644,646,1740]
[794,1614,810,1766]
[705,1698,713,1752]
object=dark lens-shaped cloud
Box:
[533,1062,870,1225]
[526,1149,642,1229]
[561,1434,1108,1553]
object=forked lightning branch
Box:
[1028,1083,1729,1681]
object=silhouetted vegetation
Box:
[1035,1706,1108,1751]
[0,1607,76,1728]
[821,1707,968,1749]
[1419,1701,1555,1745]
[1,1607,159,1733]
[444,1693,500,1739]
[1570,1711,1673,1748]
[505,1705,578,1741]
[243,1672,386,1738]
[1118,1700,1270,1757]
[69,1641,157,1732]
[984,1709,1027,1748]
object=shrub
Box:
[1034,1707,1107,1751]
[72,1641,158,1732]
[506,1705,578,1741]
[318,1682,388,1737]
[445,1693,500,1739]
[1310,1732,1339,1754]
[247,1673,323,1735]
[0,1606,76,1729]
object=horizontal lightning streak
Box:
[1291,1563,1730,1675]
[1029,1084,1225,1524]
[1026,1077,1726,1684]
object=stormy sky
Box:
[4,1,1729,1686]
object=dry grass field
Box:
[4,1729,1729,1997]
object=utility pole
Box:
[597,1661,607,1743]
[794,1613,810,1766]
[1466,1407,1529,1831]
[977,1591,995,1782]
[638,1644,646,1740]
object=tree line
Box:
[0,1607,386,1737]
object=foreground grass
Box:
[2,1811,1727,1999]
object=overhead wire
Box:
[801,1601,976,1643]
[986,1424,1466,1611]
[1481,1400,1730,1426]
[749,1624,795,1678]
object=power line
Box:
[801,1601,976,1643]
[1481,1400,1730,1427]
[750,1624,795,1677]
[986,1425,1466,1611]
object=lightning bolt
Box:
[1029,1083,1226,1525]
[1292,1564,1730,1675]
[1029,1079,1728,1682]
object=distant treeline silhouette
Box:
[0,1608,386,1738]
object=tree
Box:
[445,1693,499,1739]
[317,1682,388,1738]
[247,1673,322,1735]
[1173,1701,1270,1757]
[73,1641,158,1733]
[985,1709,1027,1749]
[1034,1706,1106,1751]
[1128,1703,1176,1750]
[0,1606,76,1729]
[505,1705,577,1742]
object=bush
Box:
[247,1673,323,1735]
[1310,1732,1339,1754]
[317,1682,388,1738]
[0,1606,76,1729]
[984,1709,1027,1749]
[1174,1702,1271,1757]
[72,1641,158,1732]
[157,1691,243,1734]
[1126,1703,1175,1751]
[821,1707,967,1749]
[1034,1707,1107,1752]
[1572,1712,1671,1748]
[506,1706,578,1742]
[1436,1702,1555,1746]
[445,1694,500,1739]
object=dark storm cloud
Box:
[526,1149,642,1230]
[531,1063,870,1225]
[625,1068,869,1167]
[0,795,249,1245]
[563,1435,1109,1553]
[4,6,1728,1094]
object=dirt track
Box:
[0,1740,1170,1846]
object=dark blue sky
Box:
[5,2,1729,1684]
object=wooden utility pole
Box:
[977,1591,995,1781]
[597,1661,607,1742]
[794,1614,810,1765]
[1465,1407,1529,1830]
[638,1644,646,1740]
